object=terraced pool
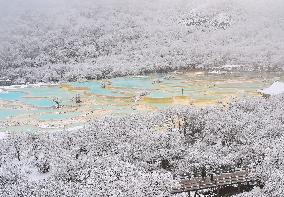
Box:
[0,70,283,132]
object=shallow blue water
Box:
[71,76,199,98]
[149,90,171,98]
[71,81,124,96]
[23,86,75,107]
[0,109,21,119]
[0,86,74,108]
[26,86,73,97]
[1,71,283,133]
[0,91,26,101]
[22,99,55,108]
[111,77,153,89]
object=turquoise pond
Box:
[0,91,26,101]
[0,71,284,132]
[0,109,22,119]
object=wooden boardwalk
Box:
[172,169,258,196]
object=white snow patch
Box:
[21,165,51,182]
[220,64,243,70]
[28,170,51,182]
[38,123,64,129]
[0,89,8,93]
[0,82,57,90]
[258,81,284,96]
[208,70,228,74]
[0,132,8,140]
[66,125,84,131]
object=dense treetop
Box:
[1,0,284,83]
[1,95,284,196]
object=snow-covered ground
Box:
[0,95,284,196]
[0,132,8,140]
[0,1,284,196]
[258,81,284,96]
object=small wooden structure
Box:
[172,168,261,196]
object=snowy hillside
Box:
[1,95,284,196]
[0,0,284,83]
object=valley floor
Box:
[0,95,283,196]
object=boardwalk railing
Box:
[172,168,259,195]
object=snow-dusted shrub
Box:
[0,95,284,196]
[0,0,283,84]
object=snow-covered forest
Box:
[1,0,284,196]
[1,95,284,196]
[1,0,284,83]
